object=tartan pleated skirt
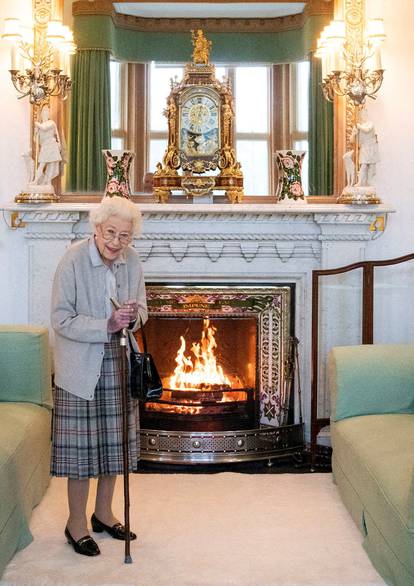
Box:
[50,338,140,479]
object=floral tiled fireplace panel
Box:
[142,285,292,432]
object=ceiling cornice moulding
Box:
[72,0,333,33]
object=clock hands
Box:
[189,104,210,127]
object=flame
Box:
[167,318,232,390]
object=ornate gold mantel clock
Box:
[153,30,244,203]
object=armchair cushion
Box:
[328,344,414,422]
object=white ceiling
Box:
[113,3,306,19]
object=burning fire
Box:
[167,318,232,391]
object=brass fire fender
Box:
[140,424,304,464]
[153,30,244,203]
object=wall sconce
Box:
[316,18,385,106]
[316,18,386,205]
[2,16,76,105]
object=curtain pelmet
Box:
[74,15,330,64]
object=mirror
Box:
[61,0,335,201]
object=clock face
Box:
[181,94,218,134]
[179,94,220,158]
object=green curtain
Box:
[308,54,333,195]
[67,50,111,192]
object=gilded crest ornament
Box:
[191,29,211,65]
[181,175,215,197]
[153,30,244,203]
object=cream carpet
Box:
[1,473,385,586]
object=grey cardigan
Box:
[51,238,148,400]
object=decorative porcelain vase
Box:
[274,150,306,202]
[102,149,135,199]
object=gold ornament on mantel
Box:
[153,30,244,203]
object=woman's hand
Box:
[123,299,139,323]
[107,300,138,333]
[107,307,132,333]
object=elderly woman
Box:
[50,196,147,557]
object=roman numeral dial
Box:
[181,95,218,134]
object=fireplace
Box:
[139,285,304,463]
[143,315,257,431]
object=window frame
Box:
[290,60,310,195]
[110,60,129,150]
[290,60,309,146]
[233,65,272,197]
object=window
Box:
[111,60,309,198]
[291,61,310,195]
[148,63,183,173]
[110,61,128,150]
[234,66,270,195]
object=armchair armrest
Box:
[328,344,414,421]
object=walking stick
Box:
[120,327,132,564]
[111,298,132,564]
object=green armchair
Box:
[0,326,52,577]
[328,344,414,586]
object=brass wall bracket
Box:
[10,212,27,229]
[369,215,385,232]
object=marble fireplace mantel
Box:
[3,201,393,255]
[1,201,394,441]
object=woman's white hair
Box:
[89,196,142,235]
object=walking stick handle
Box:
[110,297,128,345]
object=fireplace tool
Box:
[111,298,133,564]
[281,336,303,427]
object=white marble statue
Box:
[22,151,35,185]
[343,150,355,187]
[30,106,62,188]
[340,109,381,203]
[351,116,380,187]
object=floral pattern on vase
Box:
[102,149,135,199]
[274,150,306,202]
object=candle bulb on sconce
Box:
[373,48,382,71]
[61,26,76,77]
[62,53,69,77]
[53,47,61,70]
[3,18,21,70]
[10,44,18,70]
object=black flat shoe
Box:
[65,526,100,556]
[91,513,137,541]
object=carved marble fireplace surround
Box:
[2,201,392,443]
